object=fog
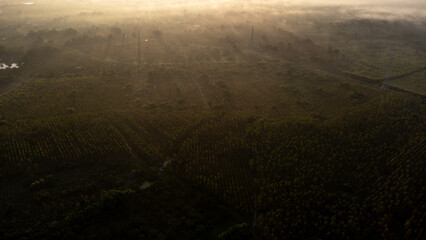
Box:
[1,0,425,239]
[1,0,425,29]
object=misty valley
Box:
[0,1,425,240]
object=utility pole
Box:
[381,56,393,90]
[250,26,254,49]
[145,39,149,64]
[136,17,141,67]
[138,27,141,67]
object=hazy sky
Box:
[298,0,425,4]
[111,0,426,7]
[20,0,424,6]
[88,0,425,3]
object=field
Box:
[388,71,426,96]
[0,1,425,239]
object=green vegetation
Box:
[388,71,426,96]
[0,1,425,239]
